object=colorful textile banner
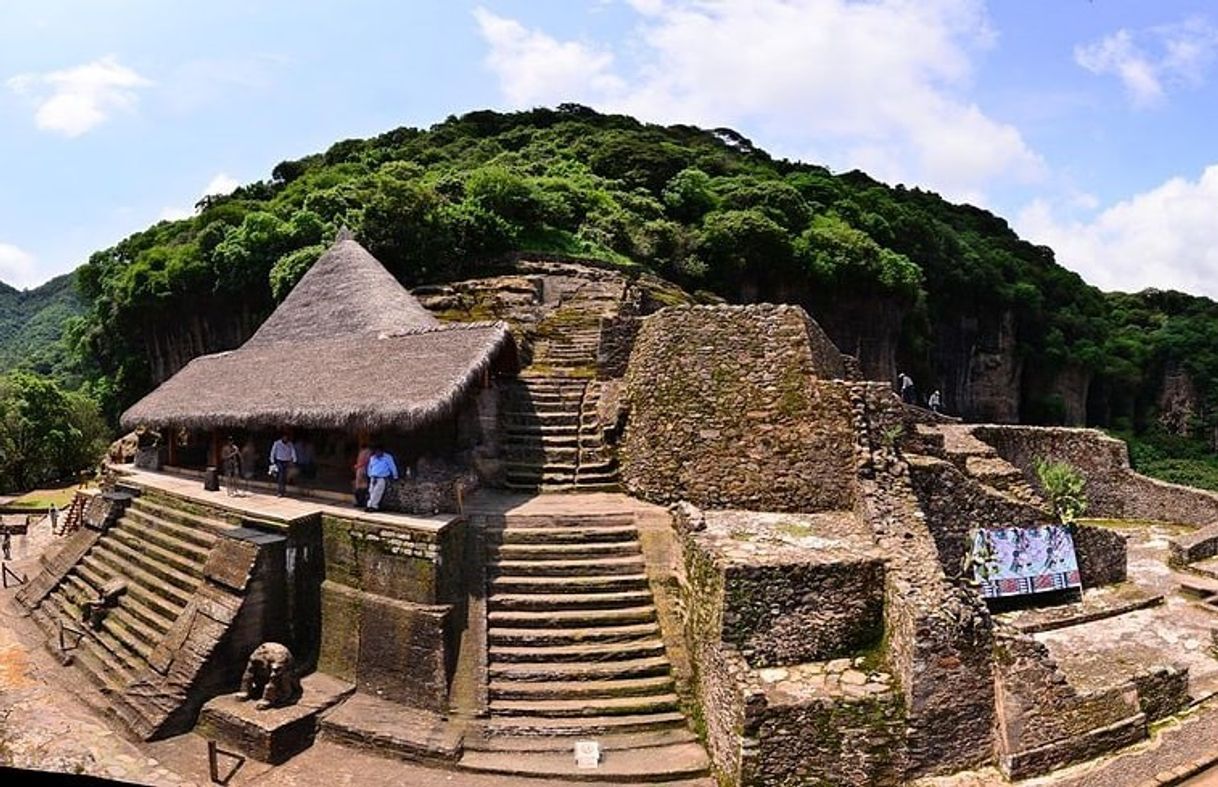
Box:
[968,525,1081,599]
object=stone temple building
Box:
[15,235,1218,784]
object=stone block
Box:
[318,581,362,682]
[355,593,450,711]
[203,538,259,592]
[197,673,355,764]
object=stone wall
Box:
[621,305,856,512]
[317,513,464,712]
[1073,524,1128,587]
[907,454,1052,580]
[973,425,1218,526]
[681,508,884,667]
[849,382,997,777]
[993,630,1146,779]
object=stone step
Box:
[84,549,194,611]
[492,555,646,577]
[486,525,638,545]
[489,675,674,701]
[490,513,637,529]
[504,481,623,494]
[457,742,708,783]
[489,606,657,627]
[78,558,185,624]
[489,622,661,646]
[67,570,174,637]
[63,576,166,648]
[490,574,648,594]
[109,524,207,581]
[121,508,216,561]
[466,726,698,753]
[93,535,202,593]
[44,593,144,678]
[475,711,688,738]
[490,639,667,664]
[489,591,654,611]
[129,497,235,538]
[489,541,640,560]
[487,655,671,683]
[489,692,680,719]
[48,589,153,664]
[502,410,595,426]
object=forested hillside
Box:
[0,273,83,381]
[49,105,1218,444]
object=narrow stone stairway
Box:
[28,495,235,736]
[501,378,619,492]
[463,511,708,782]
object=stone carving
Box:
[235,642,301,710]
[82,578,127,630]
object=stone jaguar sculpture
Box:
[234,642,301,710]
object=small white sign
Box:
[574,740,601,769]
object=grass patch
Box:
[8,484,84,510]
[776,521,817,538]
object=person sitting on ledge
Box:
[365,445,399,513]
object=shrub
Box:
[1034,459,1088,523]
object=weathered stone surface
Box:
[621,304,855,512]
[321,515,455,605]
[317,580,362,682]
[202,537,259,592]
[197,673,353,764]
[319,691,463,763]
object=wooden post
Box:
[167,427,178,467]
[210,431,221,467]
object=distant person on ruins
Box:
[269,433,297,497]
[929,389,942,414]
[898,372,915,404]
[353,442,372,509]
[2,531,10,561]
[364,445,399,513]
[48,505,58,532]
[222,436,243,497]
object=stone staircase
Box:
[466,511,708,782]
[25,494,248,739]
[501,378,619,492]
[915,423,1043,506]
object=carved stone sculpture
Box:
[81,578,127,630]
[235,642,300,710]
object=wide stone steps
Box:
[490,574,648,594]
[487,525,638,544]
[108,524,206,580]
[490,541,640,559]
[490,639,667,663]
[465,725,697,753]
[458,744,708,783]
[63,576,165,650]
[489,605,657,627]
[78,556,185,623]
[489,693,680,718]
[489,655,672,683]
[490,590,654,611]
[489,622,661,646]
[493,555,645,577]
[128,497,236,538]
[42,592,145,674]
[476,711,688,737]
[121,507,217,558]
[90,537,199,597]
[490,675,673,701]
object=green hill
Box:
[0,272,84,382]
[46,105,1218,445]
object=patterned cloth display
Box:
[968,525,1082,599]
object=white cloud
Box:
[1016,165,1218,298]
[6,55,152,136]
[1075,18,1218,107]
[473,8,624,105]
[473,0,1042,204]
[0,244,40,289]
[159,172,242,222]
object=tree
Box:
[0,372,107,492]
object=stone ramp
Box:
[20,490,283,740]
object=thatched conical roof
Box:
[120,235,517,433]
[247,236,438,346]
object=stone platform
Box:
[318,691,464,764]
[197,673,355,764]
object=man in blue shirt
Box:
[365,445,399,512]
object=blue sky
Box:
[3,1,1218,299]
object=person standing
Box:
[364,445,399,512]
[48,505,58,533]
[897,372,914,404]
[2,531,10,561]
[222,436,243,497]
[929,389,942,414]
[269,433,297,497]
[353,442,372,509]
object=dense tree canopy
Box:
[43,105,1218,446]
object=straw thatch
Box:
[120,236,518,433]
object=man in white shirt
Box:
[269,433,296,497]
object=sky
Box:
[2,1,1218,300]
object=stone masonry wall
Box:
[850,382,997,777]
[621,305,855,512]
[974,425,1218,526]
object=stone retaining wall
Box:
[621,305,854,512]
[973,425,1218,526]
